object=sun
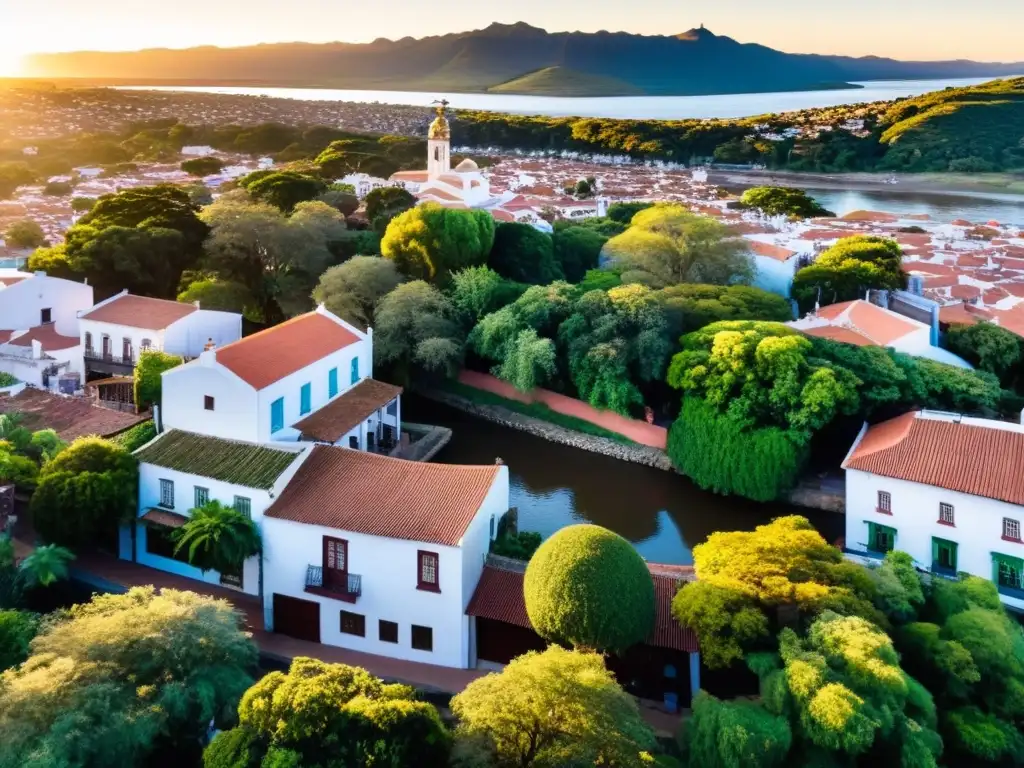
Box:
[0,51,26,78]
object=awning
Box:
[140,508,189,528]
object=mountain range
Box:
[22,23,1024,98]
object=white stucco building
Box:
[261,445,509,668]
[78,292,242,377]
[161,306,400,450]
[843,411,1024,611]
[791,299,972,367]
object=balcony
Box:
[84,347,136,376]
[305,564,361,603]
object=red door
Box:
[272,593,321,643]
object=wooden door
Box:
[272,593,320,643]
[101,335,111,358]
[323,536,347,590]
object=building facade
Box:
[843,411,1024,611]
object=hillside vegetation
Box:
[488,67,644,97]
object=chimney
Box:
[203,337,216,352]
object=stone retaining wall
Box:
[394,422,452,463]
[424,389,674,471]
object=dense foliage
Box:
[180,156,224,177]
[682,692,791,768]
[0,609,38,672]
[945,321,1023,386]
[653,283,793,336]
[3,219,47,249]
[0,587,256,768]
[205,656,450,768]
[738,186,833,218]
[524,524,655,653]
[0,412,66,492]
[172,501,262,575]
[381,203,495,285]
[373,280,465,383]
[488,221,562,285]
[30,437,138,548]
[311,255,404,329]
[791,235,905,312]
[451,646,658,768]
[134,348,183,410]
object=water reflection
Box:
[408,397,843,565]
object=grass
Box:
[441,380,637,446]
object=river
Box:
[404,398,844,566]
[117,76,1012,120]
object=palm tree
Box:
[19,544,75,587]
[172,501,261,575]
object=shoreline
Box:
[710,168,1024,199]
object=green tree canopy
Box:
[552,225,606,282]
[172,501,261,575]
[240,170,327,212]
[311,255,403,329]
[381,203,495,284]
[603,204,753,288]
[683,691,792,768]
[739,186,834,218]
[3,220,47,249]
[373,280,464,384]
[487,221,562,285]
[0,609,38,672]
[134,348,183,410]
[365,186,417,232]
[30,437,138,549]
[524,524,655,653]
[178,277,257,316]
[653,283,794,336]
[791,236,905,312]
[181,156,225,177]
[205,656,450,768]
[450,646,658,768]
[945,321,1022,384]
[449,265,528,327]
[0,587,256,768]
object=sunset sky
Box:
[2,0,1021,76]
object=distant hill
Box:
[23,23,1024,98]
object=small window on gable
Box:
[417,551,439,592]
[271,397,284,433]
[939,503,955,526]
[877,491,892,514]
[204,395,215,411]
[1004,518,1022,541]
[234,496,252,519]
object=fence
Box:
[457,371,668,449]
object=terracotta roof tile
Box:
[294,379,403,443]
[265,445,502,546]
[82,294,197,330]
[0,387,148,441]
[5,324,78,351]
[939,303,992,326]
[844,412,1024,505]
[466,561,699,653]
[0,276,28,287]
[802,325,874,346]
[140,508,189,528]
[216,312,360,390]
[749,241,797,262]
[950,285,981,300]
[812,301,920,346]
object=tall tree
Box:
[311,255,403,329]
[603,204,753,287]
[172,501,261,575]
[488,222,562,285]
[3,220,47,249]
[739,186,833,218]
[241,171,327,212]
[373,280,464,384]
[381,203,495,284]
[365,186,416,232]
[791,235,905,311]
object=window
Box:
[340,610,366,637]
[84,332,92,353]
[204,395,215,411]
[1004,518,1022,541]
[351,357,360,385]
[159,479,174,509]
[146,524,189,563]
[300,383,312,415]
[938,503,955,526]
[379,620,398,644]
[932,537,958,574]
[220,564,243,589]
[417,551,440,591]
[349,435,359,449]
[234,496,252,519]
[994,553,1024,593]
[141,338,152,351]
[122,337,132,361]
[876,491,892,514]
[867,522,896,554]
[328,367,339,398]
[489,514,495,539]
[40,308,51,324]
[194,486,209,508]
[411,625,433,652]
[271,397,284,433]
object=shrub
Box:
[0,609,38,671]
[524,524,654,653]
[684,691,792,768]
[0,373,18,387]
[134,348,183,409]
[111,420,157,452]
[490,530,542,561]
[181,156,225,177]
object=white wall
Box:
[262,466,508,669]
[0,341,82,388]
[259,336,373,443]
[0,275,93,335]
[79,318,166,361]
[165,309,242,357]
[845,468,1024,611]
[161,361,259,443]
[753,254,799,298]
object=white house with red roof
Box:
[843,411,1024,610]
[78,291,242,377]
[160,305,400,451]
[790,299,972,368]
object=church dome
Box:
[454,158,479,173]
[428,116,450,140]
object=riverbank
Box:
[711,168,1024,197]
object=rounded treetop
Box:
[524,524,655,654]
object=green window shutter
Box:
[992,553,1024,587]
[932,538,957,571]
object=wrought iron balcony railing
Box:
[305,564,361,602]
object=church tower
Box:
[427,100,451,180]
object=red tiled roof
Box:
[844,412,1024,505]
[140,508,189,528]
[0,331,11,344]
[264,445,502,546]
[802,325,874,346]
[294,378,402,443]
[0,276,28,287]
[950,284,981,301]
[748,241,797,262]
[216,312,360,390]
[81,294,197,330]
[939,303,992,326]
[466,562,699,653]
[841,210,899,223]
[0,387,148,441]
[813,301,920,346]
[6,323,78,351]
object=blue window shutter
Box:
[328,368,338,398]
[271,397,284,433]
[300,383,312,415]
[351,357,360,385]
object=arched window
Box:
[434,147,440,161]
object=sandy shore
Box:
[710,169,1024,199]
